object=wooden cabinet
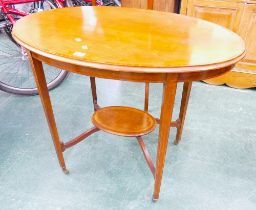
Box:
[122,0,177,12]
[186,0,244,31]
[181,0,256,88]
[237,3,256,70]
[122,0,147,9]
[154,0,177,12]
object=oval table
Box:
[12,6,245,201]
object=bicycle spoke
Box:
[0,2,67,94]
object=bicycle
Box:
[0,0,68,95]
[0,0,121,95]
[66,0,121,7]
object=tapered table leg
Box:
[28,52,68,174]
[90,77,100,111]
[153,75,178,201]
[174,82,192,145]
[144,83,149,111]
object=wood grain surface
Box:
[12,6,245,73]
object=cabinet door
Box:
[237,3,256,69]
[154,0,176,12]
[186,0,244,32]
[121,0,147,9]
[122,0,176,12]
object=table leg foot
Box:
[152,195,159,202]
[62,168,69,175]
[173,136,181,145]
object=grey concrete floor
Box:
[0,73,256,210]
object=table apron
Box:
[31,52,168,83]
[178,65,234,82]
[30,52,234,83]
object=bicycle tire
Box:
[0,0,68,95]
[66,0,89,6]
[66,0,121,7]
[109,0,121,6]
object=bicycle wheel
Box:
[104,0,121,6]
[66,0,121,7]
[0,1,68,95]
[66,0,89,6]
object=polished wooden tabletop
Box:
[12,6,245,73]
